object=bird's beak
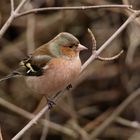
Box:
[77,44,88,51]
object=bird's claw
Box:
[66,84,72,90]
[47,98,56,109]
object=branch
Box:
[0,127,3,140]
[116,117,140,129]
[16,5,132,17]
[90,88,140,139]
[11,105,50,140]
[0,97,77,139]
[70,120,91,140]
[40,113,50,140]
[81,10,140,71]
[0,0,29,38]
[11,90,72,140]
[25,3,36,53]
[88,28,97,51]
[97,50,124,61]
[87,29,123,62]
[10,0,14,14]
[0,4,133,39]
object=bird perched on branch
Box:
[0,32,87,107]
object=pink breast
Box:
[26,57,81,97]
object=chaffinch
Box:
[1,32,87,105]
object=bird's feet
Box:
[47,98,56,110]
[66,84,72,90]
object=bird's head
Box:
[49,32,87,58]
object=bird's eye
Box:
[69,45,73,48]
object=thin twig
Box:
[97,50,124,61]
[84,108,113,132]
[11,105,49,140]
[70,120,91,140]
[10,0,14,14]
[0,15,15,38]
[0,4,133,39]
[116,117,140,129]
[0,97,77,139]
[11,90,74,140]
[26,2,35,54]
[40,113,50,140]
[0,0,29,38]
[88,28,97,51]
[0,127,3,140]
[81,11,140,71]
[16,5,132,17]
[88,29,124,62]
[90,88,140,139]
[125,23,140,65]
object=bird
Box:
[0,32,87,107]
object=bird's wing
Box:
[20,53,52,76]
[31,54,53,68]
[30,42,56,66]
[18,44,55,77]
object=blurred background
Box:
[0,0,140,140]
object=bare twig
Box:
[10,0,14,14]
[0,0,29,38]
[0,15,15,38]
[116,117,140,129]
[0,97,33,119]
[40,113,50,140]
[70,120,91,140]
[0,73,18,82]
[88,28,97,51]
[90,88,140,139]
[84,108,113,132]
[16,5,132,17]
[97,50,124,61]
[11,90,75,140]
[122,2,140,80]
[12,105,50,140]
[0,127,3,140]
[26,2,36,54]
[88,28,123,61]
[0,97,77,139]
[125,23,140,65]
[81,11,140,71]
[0,4,133,39]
